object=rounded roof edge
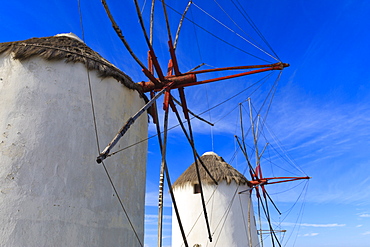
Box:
[55,33,84,43]
[0,34,143,92]
[172,152,248,188]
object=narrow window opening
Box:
[193,184,201,194]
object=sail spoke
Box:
[177,88,213,241]
[167,93,214,242]
[174,0,193,50]
[235,135,256,178]
[101,0,161,85]
[150,0,155,45]
[172,97,214,126]
[133,0,165,80]
[96,86,168,163]
[169,98,218,185]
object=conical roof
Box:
[0,33,142,92]
[173,152,248,188]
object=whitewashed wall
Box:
[0,54,147,246]
[172,181,260,247]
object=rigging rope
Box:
[107,72,275,158]
[231,0,281,61]
[238,194,251,247]
[78,2,143,246]
[164,3,271,63]
[263,122,308,176]
[213,72,274,125]
[84,59,143,247]
[192,1,279,62]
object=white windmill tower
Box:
[171,151,260,247]
[0,34,148,246]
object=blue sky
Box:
[2,1,370,247]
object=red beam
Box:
[138,62,289,92]
[247,176,310,187]
[185,62,289,75]
[177,66,282,89]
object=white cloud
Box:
[145,214,172,220]
[300,223,345,227]
[281,222,345,228]
[145,190,172,207]
[357,225,363,228]
[359,214,370,218]
[302,233,319,237]
[362,231,370,235]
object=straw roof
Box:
[0,34,142,92]
[173,152,248,188]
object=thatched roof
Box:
[173,152,248,188]
[0,33,142,92]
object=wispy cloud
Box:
[357,225,363,228]
[362,231,370,235]
[300,223,345,227]
[359,214,370,218]
[145,190,172,207]
[281,222,345,228]
[302,233,319,237]
[145,214,172,221]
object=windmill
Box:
[96,1,305,246]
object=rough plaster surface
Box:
[0,55,148,246]
[172,181,260,247]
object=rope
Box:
[231,0,281,61]
[101,0,152,76]
[192,2,279,62]
[280,181,309,246]
[238,195,250,246]
[179,186,219,247]
[78,0,85,41]
[190,2,203,62]
[84,61,144,247]
[164,3,271,63]
[213,72,274,125]
[79,2,144,245]
[205,85,215,151]
[108,72,274,158]
[262,122,308,176]
[84,59,143,246]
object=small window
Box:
[193,184,201,194]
